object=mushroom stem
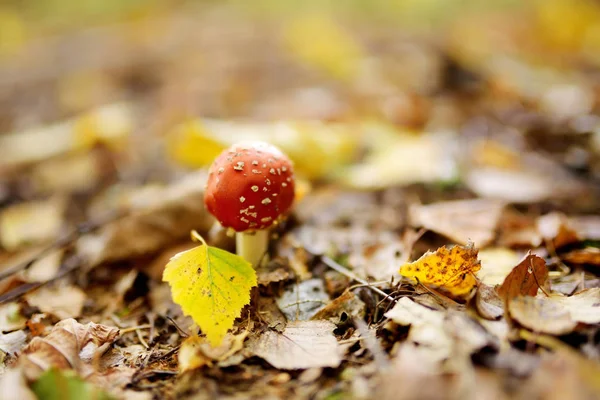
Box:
[236,230,270,268]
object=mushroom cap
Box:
[204,141,296,232]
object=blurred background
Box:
[1,0,600,241]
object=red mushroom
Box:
[204,141,295,266]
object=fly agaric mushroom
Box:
[204,141,295,267]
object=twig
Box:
[303,247,396,304]
[136,328,149,349]
[120,324,153,334]
[166,315,189,338]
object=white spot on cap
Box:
[272,193,277,197]
[266,179,271,185]
[233,161,245,171]
[277,168,281,175]
[240,196,246,203]
[240,217,250,223]
[263,187,268,192]
[252,169,262,174]
[252,160,259,166]
[269,168,276,175]
[286,177,291,182]
[282,166,287,172]
[251,185,259,192]
[249,205,255,209]
[218,167,224,174]
[261,217,272,223]
[262,198,272,205]
[262,164,267,168]
[282,182,287,187]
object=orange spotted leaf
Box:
[399,242,481,297]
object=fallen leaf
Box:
[537,212,580,249]
[399,242,481,298]
[311,290,366,325]
[276,279,330,321]
[497,253,548,301]
[31,368,112,400]
[163,241,257,347]
[474,284,504,320]
[0,103,132,168]
[0,197,65,251]
[477,247,523,286]
[562,247,600,266]
[18,318,120,381]
[25,285,86,320]
[385,298,491,366]
[178,330,249,372]
[409,199,505,247]
[77,172,214,266]
[0,330,27,355]
[342,130,457,189]
[247,320,342,370]
[0,368,37,400]
[509,296,577,335]
[0,303,26,332]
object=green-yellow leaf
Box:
[163,243,257,347]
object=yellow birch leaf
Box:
[399,242,481,298]
[163,240,257,347]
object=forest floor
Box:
[0,2,600,399]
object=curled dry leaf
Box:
[409,199,505,247]
[474,284,504,320]
[247,320,342,370]
[399,242,481,298]
[18,318,119,381]
[497,253,548,301]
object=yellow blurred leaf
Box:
[166,121,226,169]
[399,242,481,298]
[166,119,359,179]
[163,239,257,347]
[283,14,362,80]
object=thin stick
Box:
[136,328,149,349]
[317,253,397,304]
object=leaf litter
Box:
[1,2,600,399]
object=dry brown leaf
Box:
[77,172,213,266]
[509,296,576,335]
[311,290,366,325]
[247,320,342,370]
[537,212,580,249]
[562,247,600,267]
[25,285,86,320]
[497,253,548,301]
[409,199,505,247]
[18,318,119,381]
[178,331,249,372]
